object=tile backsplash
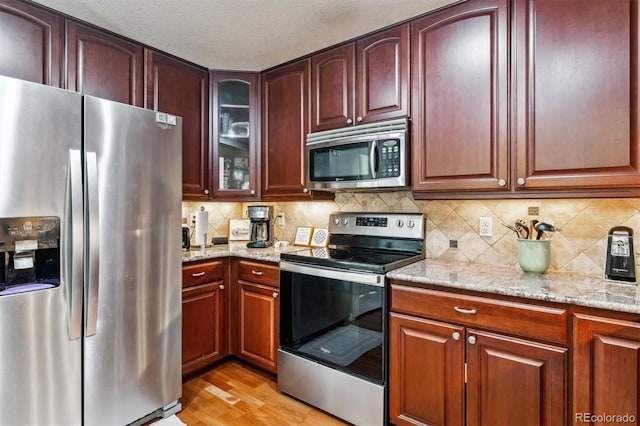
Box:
[183,192,640,274]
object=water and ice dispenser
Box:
[0,217,60,295]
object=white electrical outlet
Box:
[277,212,286,226]
[479,217,492,237]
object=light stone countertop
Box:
[182,243,301,264]
[182,247,640,315]
[387,259,640,315]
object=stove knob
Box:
[407,220,415,228]
[397,219,404,228]
[333,218,341,226]
[342,218,349,225]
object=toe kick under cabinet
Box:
[389,280,569,426]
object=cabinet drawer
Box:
[182,260,224,287]
[238,260,279,287]
[390,282,568,345]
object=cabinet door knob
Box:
[346,118,353,125]
[517,177,526,186]
[452,332,461,341]
[498,179,506,187]
[250,189,256,195]
[273,292,279,298]
[251,270,264,276]
[219,284,224,290]
[204,189,210,195]
[303,188,309,193]
[468,336,477,345]
[454,306,477,315]
[356,116,363,123]
[191,272,206,277]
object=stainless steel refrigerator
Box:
[0,75,182,426]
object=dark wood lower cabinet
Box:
[389,314,567,426]
[230,259,280,373]
[466,330,567,426]
[181,259,227,377]
[572,313,640,426]
[389,281,568,426]
[182,282,225,375]
[237,280,279,373]
[389,313,464,426]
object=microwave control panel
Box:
[378,140,400,178]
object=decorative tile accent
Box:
[184,191,640,275]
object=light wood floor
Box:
[176,360,350,426]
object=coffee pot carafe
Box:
[246,206,274,248]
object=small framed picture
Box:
[229,219,251,241]
[310,228,329,247]
[294,226,313,246]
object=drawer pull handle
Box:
[454,306,477,315]
[191,272,206,277]
[251,270,264,276]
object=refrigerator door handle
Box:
[85,151,100,336]
[68,149,84,340]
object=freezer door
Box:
[0,76,83,425]
[83,96,182,426]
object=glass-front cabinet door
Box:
[210,71,259,199]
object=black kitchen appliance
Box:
[278,212,425,426]
[306,118,410,191]
[182,225,190,250]
[246,205,274,248]
[604,226,637,283]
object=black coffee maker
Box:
[604,226,637,283]
[247,206,274,248]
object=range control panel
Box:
[378,139,401,178]
[329,212,424,239]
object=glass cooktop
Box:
[280,246,424,274]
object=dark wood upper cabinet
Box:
[311,24,409,133]
[145,50,210,199]
[261,59,314,200]
[514,0,640,191]
[210,71,260,200]
[411,0,509,193]
[0,0,62,86]
[65,21,143,106]
[356,24,409,124]
[311,44,355,132]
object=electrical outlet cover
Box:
[479,217,492,237]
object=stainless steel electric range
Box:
[278,212,425,426]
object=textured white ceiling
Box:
[31,0,458,71]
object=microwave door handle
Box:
[370,142,377,179]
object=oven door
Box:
[279,261,386,384]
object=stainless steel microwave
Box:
[306,118,409,191]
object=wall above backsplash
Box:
[183,192,640,275]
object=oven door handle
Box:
[280,261,385,287]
